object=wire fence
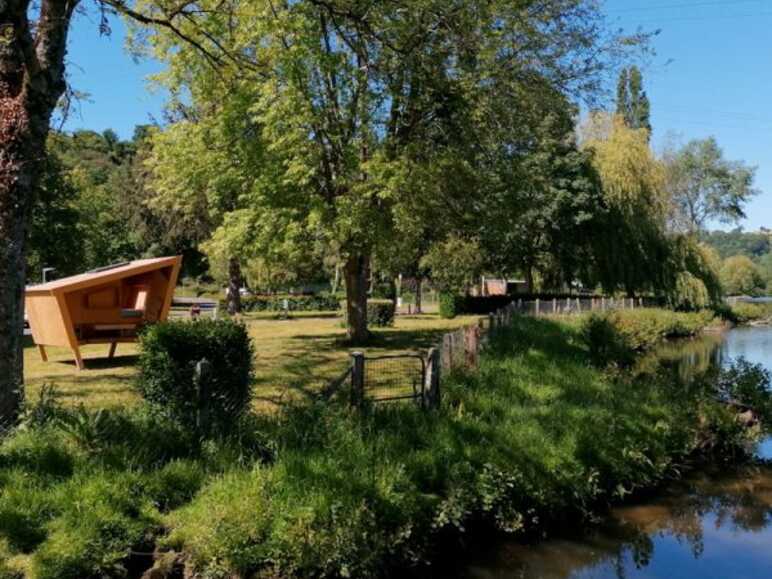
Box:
[327,295,659,410]
[362,355,426,404]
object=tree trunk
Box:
[415,277,423,314]
[344,254,369,344]
[227,257,242,315]
[1,0,74,426]
[525,265,535,294]
[0,124,33,428]
[331,262,341,295]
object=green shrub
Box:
[233,294,341,313]
[439,293,464,319]
[371,282,397,301]
[581,308,714,366]
[137,320,254,435]
[725,302,772,324]
[367,299,395,327]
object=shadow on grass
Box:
[55,355,140,370]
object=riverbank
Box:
[1,310,769,578]
[454,322,772,579]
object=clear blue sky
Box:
[64,1,771,231]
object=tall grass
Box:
[0,315,767,578]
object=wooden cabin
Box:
[25,256,182,370]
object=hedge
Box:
[439,293,464,319]
[229,294,341,313]
[137,319,254,435]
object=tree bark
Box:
[0,0,75,426]
[415,276,423,314]
[344,254,369,344]
[525,265,535,294]
[226,256,242,315]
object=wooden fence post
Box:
[441,334,452,371]
[465,326,480,367]
[425,347,441,409]
[351,352,365,407]
[535,298,540,316]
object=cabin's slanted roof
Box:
[26,257,180,295]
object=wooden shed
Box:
[25,256,182,370]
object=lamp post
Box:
[42,267,56,283]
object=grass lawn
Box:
[24,311,480,412]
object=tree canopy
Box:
[665,137,758,234]
[615,65,651,135]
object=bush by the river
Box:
[581,308,715,366]
[722,301,772,325]
[137,319,254,435]
[1,315,768,578]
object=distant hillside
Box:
[701,228,771,260]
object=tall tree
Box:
[583,113,669,296]
[665,137,758,234]
[615,65,651,134]
[0,0,78,425]
[720,255,765,296]
[139,0,634,343]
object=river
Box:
[459,325,772,579]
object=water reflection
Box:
[461,325,772,579]
[463,465,772,579]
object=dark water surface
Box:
[460,326,772,579]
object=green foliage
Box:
[716,358,772,428]
[1,315,766,577]
[702,228,770,260]
[371,282,397,301]
[0,405,224,578]
[235,294,341,313]
[367,300,396,328]
[137,320,255,435]
[133,0,637,339]
[664,238,723,310]
[664,138,758,234]
[162,316,752,578]
[421,236,483,295]
[581,308,714,366]
[438,293,464,319]
[26,153,83,280]
[720,255,766,296]
[583,114,671,296]
[29,471,158,579]
[724,302,772,324]
[616,66,651,134]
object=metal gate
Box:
[360,354,426,404]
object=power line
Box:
[632,11,772,23]
[607,0,765,13]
